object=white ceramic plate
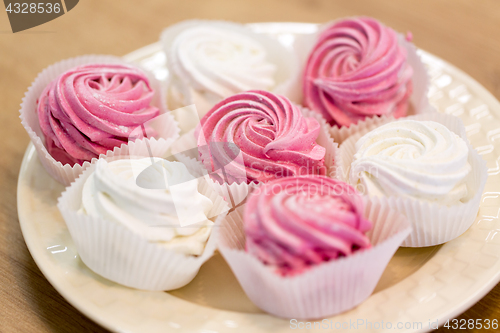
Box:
[17,23,500,333]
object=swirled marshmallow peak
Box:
[349,120,471,205]
[244,176,372,276]
[171,25,276,99]
[81,158,214,255]
[303,17,413,127]
[197,90,326,184]
[37,64,160,166]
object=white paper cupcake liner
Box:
[170,128,198,158]
[160,19,301,130]
[337,113,488,247]
[169,128,257,207]
[204,177,262,210]
[169,128,261,209]
[19,54,180,186]
[324,29,433,144]
[57,154,229,291]
[217,196,412,319]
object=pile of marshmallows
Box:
[19,17,487,319]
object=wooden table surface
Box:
[1,0,500,332]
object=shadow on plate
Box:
[167,245,443,313]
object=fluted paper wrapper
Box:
[327,33,433,144]
[217,197,411,319]
[204,177,262,210]
[174,107,340,209]
[57,155,229,291]
[169,128,262,208]
[170,128,198,158]
[338,113,488,247]
[161,20,301,131]
[19,55,180,186]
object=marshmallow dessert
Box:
[57,156,229,290]
[244,176,372,276]
[217,175,411,318]
[81,158,214,255]
[20,55,180,185]
[161,20,300,126]
[303,17,414,127]
[37,64,161,166]
[197,90,327,184]
[338,113,488,247]
[349,120,471,205]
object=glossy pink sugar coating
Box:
[37,64,160,166]
[244,176,372,276]
[303,17,413,127]
[197,90,326,184]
